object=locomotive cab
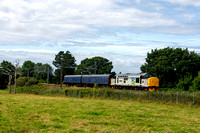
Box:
[110,73,159,91]
[148,77,159,91]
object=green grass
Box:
[0,90,200,132]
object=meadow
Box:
[0,89,200,132]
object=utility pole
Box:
[94,61,97,74]
[47,67,49,84]
[14,60,19,94]
[27,69,29,77]
[60,55,63,89]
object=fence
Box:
[65,89,200,106]
[16,86,200,106]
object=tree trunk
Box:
[8,75,12,94]
[14,70,17,94]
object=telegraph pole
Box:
[47,67,49,84]
[60,55,63,89]
[94,61,97,74]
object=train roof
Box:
[64,74,112,78]
[64,75,82,77]
[116,73,153,78]
[82,74,111,77]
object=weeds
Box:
[16,85,200,106]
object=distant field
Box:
[0,90,200,132]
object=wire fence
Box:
[16,86,200,106]
[65,89,200,106]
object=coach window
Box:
[136,78,140,83]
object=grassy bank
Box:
[15,85,200,106]
[0,91,200,132]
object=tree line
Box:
[0,51,114,91]
[141,47,200,91]
[0,47,200,91]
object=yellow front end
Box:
[148,77,159,91]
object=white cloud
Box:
[0,0,200,73]
[0,0,183,46]
[162,0,200,7]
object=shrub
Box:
[25,77,39,86]
[176,73,193,91]
[17,77,39,86]
[189,72,200,91]
[93,83,99,89]
[17,77,29,86]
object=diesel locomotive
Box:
[64,73,159,91]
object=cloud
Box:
[0,49,56,67]
[161,0,200,7]
[0,0,200,73]
[0,0,191,47]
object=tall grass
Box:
[16,85,200,106]
[65,89,200,105]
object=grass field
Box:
[0,90,200,132]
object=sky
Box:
[0,0,200,73]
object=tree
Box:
[53,51,76,85]
[14,60,20,94]
[141,47,200,88]
[75,56,113,75]
[189,71,200,91]
[0,66,7,89]
[33,63,53,83]
[0,60,15,93]
[176,73,193,91]
[21,60,35,77]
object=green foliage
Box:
[64,89,200,105]
[189,72,200,91]
[21,60,35,77]
[17,77,39,86]
[16,85,45,94]
[53,51,76,83]
[26,77,39,86]
[37,88,65,96]
[0,60,15,89]
[21,60,54,83]
[75,56,113,74]
[16,77,28,86]
[0,68,7,89]
[93,83,99,89]
[176,73,193,91]
[141,47,200,88]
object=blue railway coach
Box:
[64,75,82,84]
[82,74,111,85]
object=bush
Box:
[176,73,193,91]
[25,78,39,86]
[17,77,29,86]
[93,83,99,89]
[17,77,39,87]
[189,72,200,91]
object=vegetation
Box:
[21,60,54,83]
[0,60,15,90]
[21,60,35,77]
[0,90,200,132]
[141,47,200,88]
[15,85,200,106]
[53,51,76,83]
[1,48,199,92]
[190,72,200,91]
[16,77,39,87]
[75,56,113,74]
